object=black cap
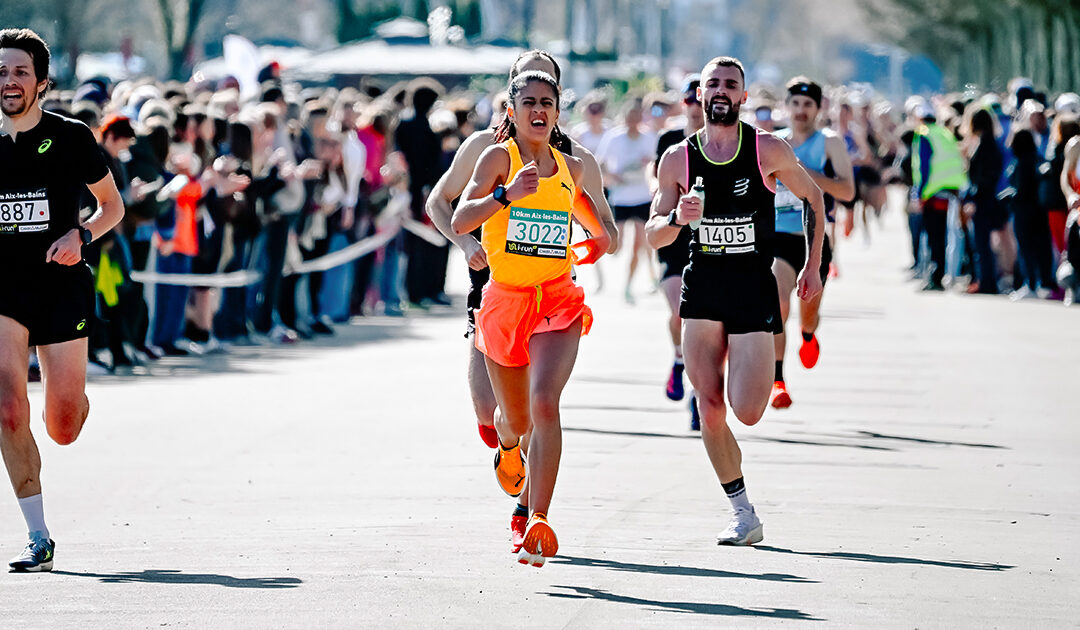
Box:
[787,81,822,108]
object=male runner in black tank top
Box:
[647,57,825,546]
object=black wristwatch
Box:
[667,211,681,227]
[493,185,510,207]
[78,225,93,245]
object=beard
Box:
[1,91,33,117]
[706,97,740,126]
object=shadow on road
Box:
[551,555,817,583]
[542,585,824,620]
[52,569,302,588]
[851,431,1006,450]
[564,404,683,415]
[563,426,897,451]
[753,546,1013,571]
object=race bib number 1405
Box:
[697,214,756,255]
[0,189,51,233]
[505,206,570,258]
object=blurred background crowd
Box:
[6,0,1078,374]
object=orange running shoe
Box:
[477,422,498,449]
[494,442,527,497]
[510,514,527,553]
[517,513,558,567]
[799,334,820,369]
[769,381,792,409]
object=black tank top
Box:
[683,122,776,287]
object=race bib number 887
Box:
[698,214,756,255]
[506,206,570,258]
[0,189,51,234]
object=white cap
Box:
[1055,92,1080,115]
[914,102,935,120]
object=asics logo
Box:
[733,178,750,196]
[38,139,52,154]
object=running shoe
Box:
[798,334,820,369]
[689,392,700,431]
[665,362,685,401]
[769,381,792,409]
[510,514,528,553]
[717,507,763,546]
[517,513,558,567]
[477,422,499,449]
[8,534,54,572]
[494,442,527,497]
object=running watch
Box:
[79,226,93,245]
[493,185,510,207]
[667,211,681,227]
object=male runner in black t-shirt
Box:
[0,29,125,571]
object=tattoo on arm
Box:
[802,197,815,251]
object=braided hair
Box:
[492,71,565,148]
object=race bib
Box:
[697,214,757,255]
[505,206,570,258]
[0,189,51,234]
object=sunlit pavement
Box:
[2,207,1076,627]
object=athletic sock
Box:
[513,503,529,518]
[18,494,49,539]
[674,346,683,364]
[721,477,752,512]
[775,360,784,382]
[801,331,815,342]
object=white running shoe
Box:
[717,507,763,546]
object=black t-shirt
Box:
[0,111,109,266]
[655,128,692,265]
[656,127,687,165]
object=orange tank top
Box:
[482,138,577,287]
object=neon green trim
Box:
[695,124,742,166]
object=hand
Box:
[462,236,489,271]
[907,197,922,215]
[45,229,83,266]
[961,202,975,221]
[220,173,250,195]
[1068,194,1080,212]
[340,205,355,231]
[797,265,823,302]
[505,161,539,202]
[675,193,702,226]
[569,237,604,265]
[297,159,323,180]
[158,239,176,256]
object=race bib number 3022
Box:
[505,206,570,258]
[697,213,757,255]
[0,188,51,234]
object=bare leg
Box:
[771,259,797,372]
[0,317,38,499]
[682,319,743,484]
[660,276,682,350]
[468,344,497,428]
[37,338,91,446]
[523,318,582,517]
[725,332,775,426]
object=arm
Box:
[568,138,619,252]
[1063,138,1080,211]
[645,144,695,249]
[46,172,126,265]
[914,135,933,201]
[427,130,495,270]
[761,134,825,301]
[566,157,611,259]
[808,133,855,202]
[452,144,542,235]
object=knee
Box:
[0,397,29,435]
[499,407,531,437]
[45,397,88,446]
[730,400,766,427]
[696,393,728,432]
[530,396,561,427]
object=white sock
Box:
[722,478,753,513]
[18,494,49,539]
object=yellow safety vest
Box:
[912,123,967,200]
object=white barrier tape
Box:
[401,218,448,247]
[283,225,399,275]
[130,269,263,288]
[130,225,401,287]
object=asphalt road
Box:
[2,210,1076,628]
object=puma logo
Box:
[560,182,573,194]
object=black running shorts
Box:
[679,267,783,335]
[0,263,95,346]
[773,233,832,285]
